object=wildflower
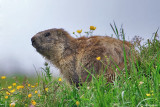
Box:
[5,96,8,99]
[31,85,35,88]
[12,83,16,86]
[87,87,90,89]
[58,78,62,82]
[45,88,48,92]
[77,29,82,34]
[90,26,96,30]
[6,91,10,95]
[28,94,32,98]
[10,102,15,107]
[35,90,38,94]
[76,101,80,106]
[96,57,101,61]
[139,81,144,85]
[28,84,31,87]
[17,85,24,90]
[31,100,36,105]
[1,76,6,79]
[35,83,38,86]
[8,86,12,89]
[146,94,151,96]
[10,89,15,93]
[20,86,24,88]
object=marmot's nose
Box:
[31,36,36,45]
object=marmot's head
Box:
[31,28,74,61]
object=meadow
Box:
[0,24,160,107]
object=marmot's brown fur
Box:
[31,28,131,86]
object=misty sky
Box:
[0,0,160,76]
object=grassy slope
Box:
[0,26,160,107]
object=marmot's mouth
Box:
[31,37,42,50]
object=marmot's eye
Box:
[44,32,51,37]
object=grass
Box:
[0,24,160,107]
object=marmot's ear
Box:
[57,29,64,36]
[57,29,66,36]
[56,29,75,41]
[56,29,71,39]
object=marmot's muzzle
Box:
[31,36,37,47]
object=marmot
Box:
[31,28,131,86]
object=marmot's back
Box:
[74,36,131,83]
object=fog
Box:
[0,0,160,76]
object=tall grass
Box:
[0,24,160,107]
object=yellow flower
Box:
[31,85,35,88]
[17,86,20,90]
[1,76,6,79]
[31,100,36,105]
[58,78,62,82]
[6,91,10,95]
[28,84,31,87]
[77,29,82,34]
[10,102,15,107]
[10,103,15,107]
[10,89,15,93]
[45,88,48,92]
[28,94,32,98]
[12,83,16,86]
[35,83,38,86]
[8,86,12,89]
[96,57,101,61]
[5,96,8,99]
[17,85,24,90]
[35,90,38,94]
[76,101,80,106]
[90,26,96,30]
[146,94,151,96]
